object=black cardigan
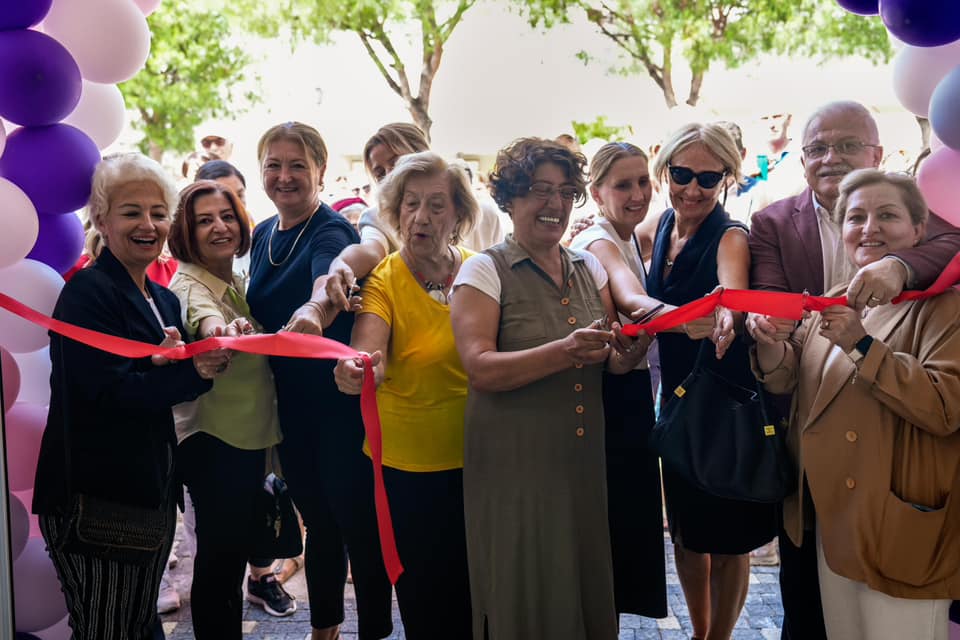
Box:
[32,248,212,515]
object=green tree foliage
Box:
[525,0,893,108]
[571,115,633,144]
[119,0,257,159]
[223,0,477,141]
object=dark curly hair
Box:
[488,137,588,212]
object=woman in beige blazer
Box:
[753,169,960,640]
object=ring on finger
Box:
[868,294,881,305]
[821,320,831,329]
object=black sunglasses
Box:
[668,164,726,189]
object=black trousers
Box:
[40,507,174,640]
[778,516,827,640]
[179,432,272,640]
[384,466,472,640]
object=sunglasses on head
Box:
[668,164,726,189]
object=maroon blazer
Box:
[749,187,960,295]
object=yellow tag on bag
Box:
[763,425,776,436]
[674,385,686,398]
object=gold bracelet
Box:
[303,300,326,322]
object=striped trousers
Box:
[39,503,176,640]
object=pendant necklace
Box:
[405,247,457,304]
[268,210,316,267]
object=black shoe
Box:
[246,574,296,616]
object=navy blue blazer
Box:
[33,248,212,514]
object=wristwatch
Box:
[847,334,874,364]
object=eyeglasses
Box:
[801,140,879,160]
[668,164,726,189]
[527,182,580,202]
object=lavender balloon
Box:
[13,538,68,632]
[0,0,53,30]
[836,0,878,16]
[0,30,81,127]
[930,66,960,150]
[27,212,84,274]
[880,0,960,47]
[0,125,99,215]
[9,493,29,561]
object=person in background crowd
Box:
[644,123,776,640]
[200,133,234,162]
[168,180,294,635]
[246,121,392,640]
[331,196,367,230]
[753,169,960,640]
[451,137,647,639]
[32,153,225,640]
[568,141,667,620]
[334,152,478,638]
[747,100,960,640]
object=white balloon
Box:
[43,0,151,84]
[0,178,40,269]
[132,0,162,16]
[13,346,51,406]
[891,40,960,118]
[0,120,5,159]
[0,260,64,353]
[62,81,126,150]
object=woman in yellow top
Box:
[167,181,292,636]
[334,151,478,639]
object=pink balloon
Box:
[0,259,63,353]
[33,615,71,640]
[9,492,30,561]
[0,177,40,269]
[13,347,51,406]
[13,489,41,538]
[42,0,151,84]
[131,0,162,16]
[13,538,68,633]
[62,81,125,150]
[917,147,960,227]
[930,131,945,151]
[2,345,21,411]
[6,403,47,492]
[892,40,960,118]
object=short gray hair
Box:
[378,151,478,244]
[834,169,928,227]
[87,153,179,227]
[651,123,743,187]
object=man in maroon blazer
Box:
[748,100,960,640]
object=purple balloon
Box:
[0,125,100,215]
[930,66,960,151]
[837,0,878,15]
[880,0,960,47]
[9,493,30,561]
[0,30,81,127]
[27,213,84,274]
[0,0,53,31]
[13,538,68,632]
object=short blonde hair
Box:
[834,169,928,227]
[378,152,478,244]
[651,123,743,187]
[589,142,648,186]
[87,153,179,232]
[362,123,429,181]
[257,121,328,174]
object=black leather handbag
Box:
[650,341,796,503]
[249,472,303,559]
[59,493,169,565]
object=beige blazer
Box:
[757,288,960,600]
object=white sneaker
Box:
[157,574,181,614]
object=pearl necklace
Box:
[268,210,316,267]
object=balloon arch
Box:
[1,0,959,637]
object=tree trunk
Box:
[408,99,433,142]
[686,69,704,107]
[916,115,931,150]
[148,141,163,162]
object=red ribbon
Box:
[2,251,958,585]
[0,291,405,584]
[623,252,960,337]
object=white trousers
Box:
[817,533,950,640]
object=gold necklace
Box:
[268,210,316,267]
